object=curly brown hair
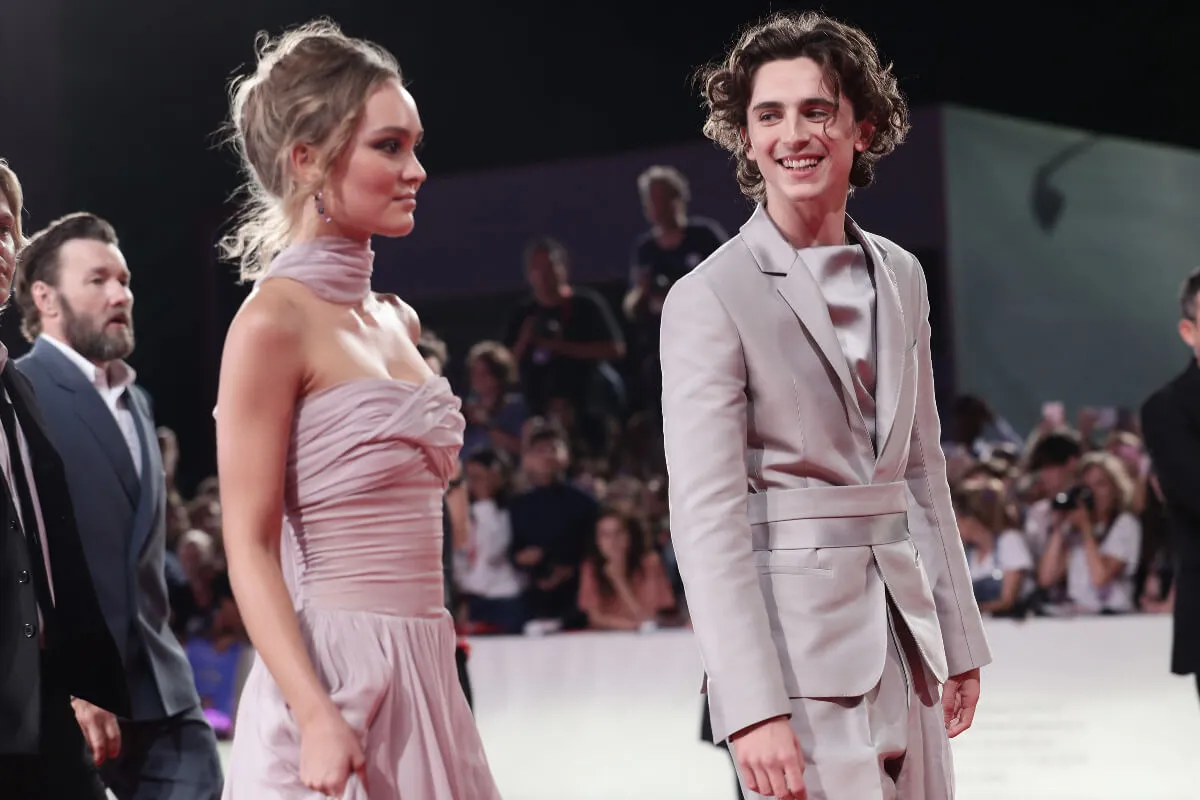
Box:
[695,11,909,202]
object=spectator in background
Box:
[172,531,242,649]
[1103,430,1150,514]
[577,508,676,631]
[504,237,626,453]
[456,449,524,634]
[945,394,1023,460]
[1037,452,1142,614]
[638,477,684,609]
[158,426,191,604]
[461,341,527,461]
[417,329,476,707]
[508,420,596,631]
[193,475,220,502]
[158,426,185,526]
[953,478,1035,617]
[1023,431,1084,556]
[622,166,728,413]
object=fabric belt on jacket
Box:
[747,482,910,550]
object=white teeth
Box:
[781,157,819,170]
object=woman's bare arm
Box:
[216,291,337,730]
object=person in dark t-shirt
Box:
[504,237,626,449]
[508,421,597,629]
[622,166,727,412]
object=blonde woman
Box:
[214,20,500,799]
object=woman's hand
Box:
[298,705,367,797]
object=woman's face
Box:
[321,79,427,241]
[956,513,988,544]
[465,460,498,500]
[596,515,630,562]
[469,358,499,397]
[1107,441,1143,480]
[1081,465,1116,517]
[179,539,214,583]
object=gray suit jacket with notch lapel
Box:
[17,337,200,720]
[660,203,991,744]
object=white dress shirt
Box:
[39,333,142,476]
[456,499,523,599]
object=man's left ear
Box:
[856,121,876,153]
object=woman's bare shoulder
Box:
[374,292,421,344]
[225,281,308,355]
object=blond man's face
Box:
[0,192,16,304]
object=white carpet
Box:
[220,614,1197,799]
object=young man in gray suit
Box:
[660,12,991,799]
[14,212,223,799]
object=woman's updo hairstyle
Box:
[219,18,402,279]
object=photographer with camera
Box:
[1036,452,1143,614]
[1023,431,1084,558]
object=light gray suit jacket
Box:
[660,204,991,744]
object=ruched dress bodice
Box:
[280,377,462,618]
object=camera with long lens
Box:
[1051,484,1094,512]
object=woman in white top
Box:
[1037,451,1143,614]
[953,477,1035,616]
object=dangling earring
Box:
[314,191,332,224]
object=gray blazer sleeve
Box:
[659,272,792,742]
[901,261,992,676]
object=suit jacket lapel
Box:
[848,216,906,463]
[30,339,139,506]
[742,204,859,411]
[126,389,159,563]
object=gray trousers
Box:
[735,603,954,800]
[99,705,224,800]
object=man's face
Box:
[643,180,682,228]
[525,248,565,297]
[0,193,16,305]
[45,238,134,363]
[522,436,566,480]
[1039,459,1077,496]
[743,57,873,211]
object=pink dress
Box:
[222,237,502,799]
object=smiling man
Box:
[14,212,223,799]
[659,12,991,800]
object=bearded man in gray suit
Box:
[660,12,991,800]
[14,212,222,799]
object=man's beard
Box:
[61,298,134,363]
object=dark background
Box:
[0,0,1195,491]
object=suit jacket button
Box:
[17,569,29,584]
[23,623,35,638]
